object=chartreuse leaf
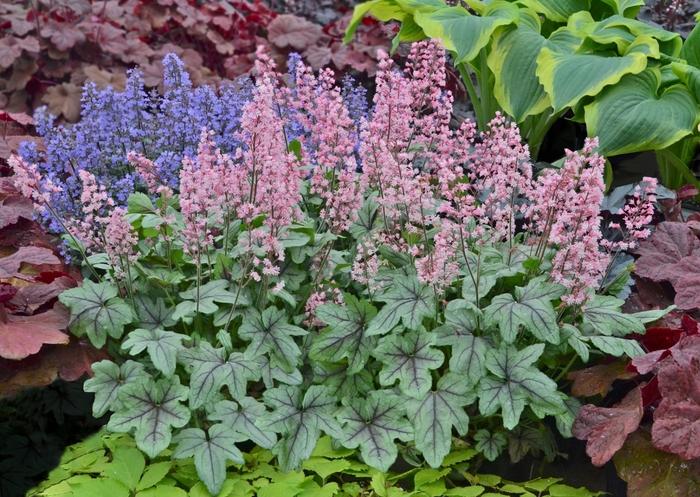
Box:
[173,424,244,495]
[406,373,474,467]
[239,307,307,371]
[338,391,413,471]
[208,397,277,449]
[483,278,564,344]
[582,295,645,336]
[536,35,658,112]
[103,447,145,490]
[598,0,645,17]
[434,300,487,384]
[178,342,261,408]
[311,296,378,374]
[108,378,190,458]
[84,360,149,417]
[413,2,518,64]
[59,280,135,348]
[122,328,188,376]
[344,0,407,44]
[585,68,698,156]
[374,330,444,398]
[477,344,564,429]
[487,11,550,122]
[261,386,342,471]
[367,275,435,335]
[173,279,245,320]
[519,0,589,22]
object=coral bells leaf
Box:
[572,386,643,466]
[0,305,69,360]
[366,275,436,335]
[635,222,700,282]
[0,246,61,278]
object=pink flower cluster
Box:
[66,170,115,252]
[603,177,657,252]
[8,155,61,213]
[104,207,138,277]
[127,152,173,197]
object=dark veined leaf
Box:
[337,390,413,471]
[366,274,436,335]
[178,342,261,408]
[173,424,244,495]
[83,360,149,417]
[208,397,277,448]
[473,429,507,461]
[405,372,474,467]
[259,354,303,389]
[260,385,342,471]
[477,344,565,429]
[483,278,564,344]
[311,296,378,374]
[59,280,135,348]
[108,377,190,457]
[134,296,175,330]
[122,328,188,376]
[239,307,307,371]
[434,300,487,385]
[348,195,384,240]
[582,295,645,336]
[311,362,375,400]
[172,279,246,321]
[374,330,444,398]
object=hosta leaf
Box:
[173,280,245,320]
[536,36,657,112]
[374,330,444,398]
[108,377,190,458]
[478,344,564,429]
[208,397,277,448]
[434,300,487,384]
[239,307,307,371]
[59,280,134,348]
[84,360,149,417]
[122,328,188,376]
[367,275,435,335]
[311,296,378,374]
[338,390,413,471]
[178,343,261,408]
[473,429,507,461]
[582,295,644,336]
[344,0,408,44]
[487,12,550,122]
[520,0,590,22]
[413,2,518,64]
[406,373,474,467]
[483,279,563,344]
[598,0,645,17]
[585,68,698,156]
[134,296,175,330]
[173,424,244,495]
[261,385,342,471]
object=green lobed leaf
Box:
[367,275,436,335]
[208,397,277,449]
[122,328,188,376]
[434,300,487,385]
[173,279,246,321]
[84,360,150,417]
[581,295,645,336]
[473,429,507,462]
[239,307,308,371]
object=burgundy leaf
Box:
[8,276,75,313]
[0,246,60,278]
[267,14,323,50]
[568,361,637,398]
[635,222,700,282]
[0,305,70,360]
[0,195,34,230]
[672,272,700,309]
[40,20,86,51]
[572,387,643,466]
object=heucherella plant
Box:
[10,42,665,495]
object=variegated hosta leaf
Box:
[239,307,307,371]
[519,0,590,23]
[260,385,342,471]
[108,377,190,457]
[367,274,435,335]
[598,0,645,18]
[585,68,698,156]
[337,390,413,471]
[83,360,149,417]
[477,344,565,429]
[310,296,378,374]
[406,373,474,467]
[208,397,277,449]
[344,0,410,44]
[374,330,444,398]
[178,342,261,408]
[173,424,244,495]
[122,328,188,376]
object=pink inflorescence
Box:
[603,177,658,252]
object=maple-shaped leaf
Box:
[310,296,377,374]
[122,328,188,376]
[405,372,474,467]
[172,279,245,320]
[239,307,307,371]
[484,279,563,344]
[0,305,69,359]
[267,14,323,49]
[568,361,637,398]
[582,295,645,337]
[178,342,261,408]
[59,280,135,348]
[173,424,244,495]
[109,377,190,458]
[0,195,33,229]
[434,300,487,385]
[672,272,700,309]
[0,246,60,278]
[9,276,74,314]
[366,275,436,335]
[83,360,149,417]
[473,429,507,462]
[635,222,700,282]
[651,349,700,459]
[477,344,564,429]
[312,362,374,400]
[259,354,303,389]
[260,385,342,471]
[374,330,444,398]
[208,397,277,448]
[572,387,643,466]
[337,390,413,471]
[134,295,175,330]
[40,20,86,51]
